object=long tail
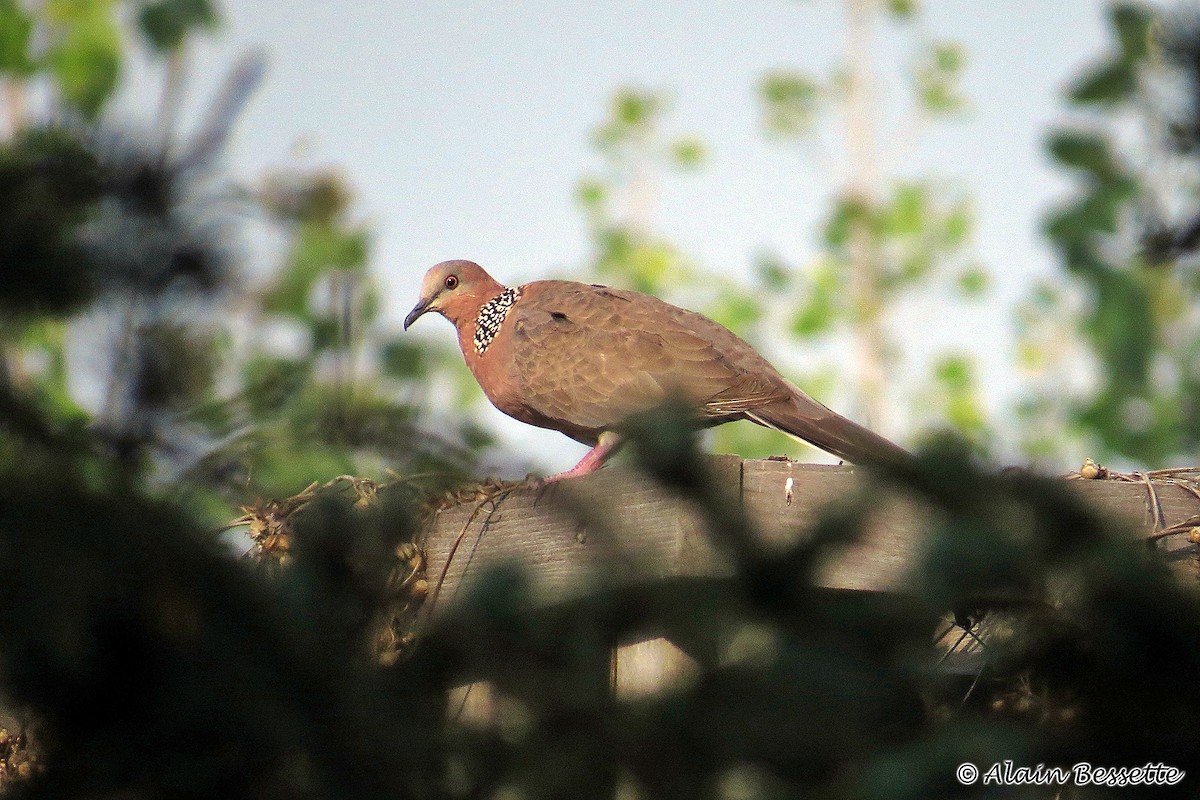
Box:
[746,391,912,467]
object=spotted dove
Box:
[405,260,911,481]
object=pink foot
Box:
[536,433,623,486]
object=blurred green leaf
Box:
[915,41,966,115]
[1046,130,1117,177]
[0,0,35,75]
[671,136,706,168]
[1111,2,1154,65]
[790,259,841,338]
[1031,282,1058,310]
[594,88,665,150]
[310,317,340,351]
[134,323,217,409]
[301,225,369,272]
[359,282,380,326]
[1045,177,1138,254]
[711,421,801,461]
[138,0,219,53]
[759,70,820,138]
[934,354,972,392]
[261,171,352,225]
[1069,59,1136,106]
[0,128,104,316]
[755,254,791,291]
[888,183,925,237]
[263,224,369,317]
[942,203,971,246]
[708,289,761,334]
[1088,269,1155,388]
[460,420,495,451]
[823,196,870,248]
[615,87,658,127]
[933,41,962,73]
[242,355,311,418]
[896,249,932,283]
[575,177,606,211]
[45,0,122,118]
[956,265,989,297]
[380,338,427,380]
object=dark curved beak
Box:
[403,298,431,330]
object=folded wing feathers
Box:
[508,282,910,465]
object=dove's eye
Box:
[444,275,459,290]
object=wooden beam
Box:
[422,458,1200,615]
[423,458,1200,717]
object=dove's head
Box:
[404,260,504,330]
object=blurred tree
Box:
[1022,2,1200,467]
[757,0,990,451]
[575,88,708,296]
[574,3,990,463]
[0,1,485,519]
[207,165,485,504]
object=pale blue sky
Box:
[116,1,1112,470]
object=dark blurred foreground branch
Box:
[7,396,1200,798]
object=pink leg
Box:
[539,432,623,485]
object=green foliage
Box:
[0,0,486,510]
[592,87,662,152]
[44,0,123,119]
[756,2,990,450]
[15,351,1200,796]
[138,0,218,53]
[0,0,35,75]
[589,87,706,174]
[0,430,439,797]
[0,132,478,505]
[1046,130,1119,178]
[930,354,988,440]
[817,181,979,308]
[1066,4,1153,108]
[577,88,734,300]
[0,128,105,317]
[261,224,371,318]
[759,70,821,138]
[182,164,487,500]
[790,257,843,338]
[3,6,1200,794]
[754,253,791,292]
[260,170,371,321]
[670,135,706,168]
[887,0,917,19]
[1070,59,1137,105]
[1112,2,1155,62]
[914,41,967,115]
[956,265,988,297]
[379,338,429,381]
[133,322,218,410]
[9,352,1200,794]
[1029,1,1200,464]
[574,176,606,213]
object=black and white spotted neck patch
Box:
[474,286,521,354]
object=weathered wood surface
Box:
[428,458,1200,720]
[422,458,1200,617]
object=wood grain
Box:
[424,458,1200,708]
[423,459,1200,617]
